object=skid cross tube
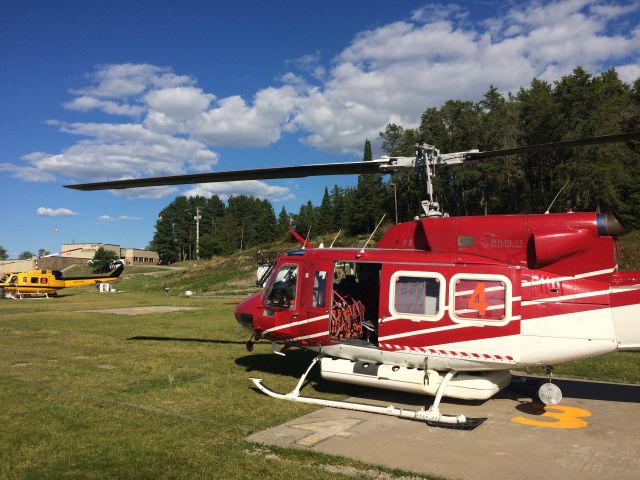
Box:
[250,356,467,425]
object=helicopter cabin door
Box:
[262,261,303,339]
[303,261,333,346]
[329,261,381,347]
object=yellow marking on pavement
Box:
[293,419,363,447]
[512,405,591,429]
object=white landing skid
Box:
[250,355,486,430]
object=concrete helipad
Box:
[248,376,640,480]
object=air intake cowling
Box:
[529,228,591,267]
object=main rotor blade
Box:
[465,131,640,160]
[64,159,387,191]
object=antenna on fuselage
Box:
[359,214,386,254]
[545,179,570,214]
[303,227,311,250]
[329,229,342,248]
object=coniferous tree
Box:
[277,206,290,238]
[150,67,640,254]
[317,187,333,234]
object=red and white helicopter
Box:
[67,132,640,429]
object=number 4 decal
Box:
[468,282,488,316]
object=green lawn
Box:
[0,286,441,479]
[1,276,638,479]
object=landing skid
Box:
[250,355,486,430]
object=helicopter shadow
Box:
[127,335,246,345]
[235,353,640,408]
[507,375,640,404]
[235,350,373,397]
[235,351,490,403]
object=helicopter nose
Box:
[234,292,262,333]
[235,310,254,332]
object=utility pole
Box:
[390,182,398,224]
[240,220,244,251]
[194,207,202,260]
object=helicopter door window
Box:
[449,274,512,326]
[30,277,39,284]
[389,271,446,321]
[312,271,327,308]
[41,277,48,284]
[265,265,299,308]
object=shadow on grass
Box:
[127,335,246,345]
[235,350,369,397]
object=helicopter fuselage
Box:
[0,264,124,297]
[235,212,640,375]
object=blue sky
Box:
[1,0,639,257]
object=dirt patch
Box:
[81,306,202,316]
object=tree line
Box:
[0,248,51,261]
[150,67,640,263]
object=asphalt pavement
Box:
[248,375,640,480]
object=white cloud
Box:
[96,214,143,223]
[183,181,294,201]
[615,63,640,83]
[188,85,302,147]
[109,186,179,199]
[7,1,640,191]
[64,96,144,116]
[292,0,640,153]
[73,63,193,98]
[37,207,78,217]
[145,87,215,124]
[15,122,219,187]
[0,162,56,182]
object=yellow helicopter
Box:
[0,261,125,299]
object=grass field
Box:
[1,260,639,479]
[0,285,443,480]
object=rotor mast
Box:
[377,144,473,218]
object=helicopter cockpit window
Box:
[265,264,298,308]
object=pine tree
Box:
[277,206,290,238]
[352,139,385,233]
[317,187,333,234]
